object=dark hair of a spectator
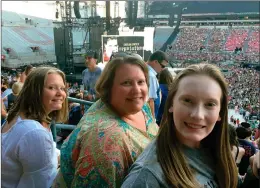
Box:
[159,68,174,87]
[228,124,239,147]
[148,50,168,64]
[85,51,98,59]
[7,67,68,124]
[25,65,34,76]
[95,56,149,105]
[236,126,252,139]
[157,63,238,188]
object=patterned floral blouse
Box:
[52,99,158,188]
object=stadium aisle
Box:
[228,109,245,125]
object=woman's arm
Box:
[252,151,260,178]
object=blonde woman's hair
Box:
[157,63,238,188]
[11,82,23,96]
[7,67,68,124]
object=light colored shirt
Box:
[82,67,102,95]
[148,65,160,117]
[148,65,159,99]
[1,88,12,108]
[1,117,58,188]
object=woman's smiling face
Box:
[171,74,222,148]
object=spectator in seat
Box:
[1,67,68,188]
[228,124,245,167]
[122,63,238,188]
[236,123,257,176]
[53,55,158,187]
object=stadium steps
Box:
[171,31,181,46]
[243,28,253,52]
[204,29,213,50]
[223,28,231,51]
[153,27,175,50]
[160,28,180,52]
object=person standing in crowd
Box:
[228,124,245,167]
[241,138,260,188]
[1,67,68,188]
[236,122,257,176]
[53,56,158,187]
[82,50,102,102]
[20,64,34,83]
[147,50,168,118]
[156,68,175,125]
[122,64,238,188]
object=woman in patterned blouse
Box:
[52,55,159,187]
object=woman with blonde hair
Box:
[2,81,24,111]
[2,67,68,188]
[122,63,238,188]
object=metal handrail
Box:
[67,97,94,106]
[56,123,76,131]
[51,97,94,142]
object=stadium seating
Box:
[172,28,210,52]
[247,29,260,53]
[207,28,229,52]
[153,27,175,50]
[224,29,248,51]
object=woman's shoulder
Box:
[239,146,245,154]
[3,118,46,135]
[16,119,47,132]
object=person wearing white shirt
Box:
[1,67,68,188]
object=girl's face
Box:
[171,75,222,148]
[43,73,66,114]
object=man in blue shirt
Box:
[147,51,168,118]
[82,50,102,102]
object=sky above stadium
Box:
[2,1,57,20]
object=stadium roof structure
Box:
[148,1,260,15]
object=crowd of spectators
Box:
[247,28,260,53]
[208,28,229,52]
[167,27,259,64]
[172,28,209,51]
[226,67,259,120]
[225,28,249,51]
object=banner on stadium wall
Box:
[102,35,144,64]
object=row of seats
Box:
[2,26,88,56]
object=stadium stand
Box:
[1,10,89,68]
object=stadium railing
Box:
[50,97,94,142]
